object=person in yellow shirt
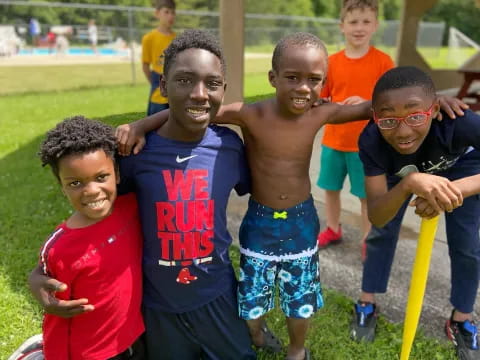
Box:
[142,0,176,115]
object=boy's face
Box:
[373,86,440,155]
[340,8,378,49]
[58,149,118,225]
[269,46,327,116]
[161,48,225,139]
[155,7,176,29]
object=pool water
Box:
[18,47,129,56]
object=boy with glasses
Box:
[352,66,480,360]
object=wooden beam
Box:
[219,0,244,104]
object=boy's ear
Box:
[268,70,277,88]
[160,75,168,97]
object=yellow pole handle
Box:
[400,216,440,360]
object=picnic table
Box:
[456,70,480,111]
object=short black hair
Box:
[154,0,175,10]
[163,29,226,78]
[271,32,328,73]
[372,66,436,107]
[39,115,117,180]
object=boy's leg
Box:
[237,253,281,352]
[325,190,342,233]
[317,146,347,247]
[185,290,256,360]
[346,151,371,245]
[143,306,200,360]
[279,232,322,358]
[445,194,480,316]
[352,194,409,342]
[286,317,310,360]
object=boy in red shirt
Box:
[316,0,394,254]
[11,116,144,360]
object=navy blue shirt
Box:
[119,125,250,312]
[359,110,480,178]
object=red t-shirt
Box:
[40,193,144,360]
[321,46,394,152]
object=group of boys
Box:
[10,0,480,360]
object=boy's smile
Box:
[58,150,117,227]
[374,86,439,155]
[269,46,326,117]
[160,48,225,141]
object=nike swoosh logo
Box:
[176,155,198,163]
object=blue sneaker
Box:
[350,301,377,342]
[446,312,480,360]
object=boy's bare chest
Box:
[245,125,316,157]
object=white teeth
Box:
[293,98,307,105]
[187,108,207,115]
[86,199,106,208]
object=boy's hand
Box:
[405,173,463,214]
[340,96,367,105]
[115,124,146,156]
[409,197,441,219]
[29,266,94,318]
[436,95,469,121]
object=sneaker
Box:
[445,313,480,360]
[318,226,342,248]
[8,334,43,360]
[350,301,377,342]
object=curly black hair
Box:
[39,115,117,180]
[372,66,436,108]
[271,32,328,73]
[163,29,226,77]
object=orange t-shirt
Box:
[321,46,394,152]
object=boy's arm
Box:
[116,103,248,155]
[142,63,152,84]
[215,102,247,126]
[366,172,463,227]
[320,101,372,126]
[28,264,94,318]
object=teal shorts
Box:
[317,146,366,199]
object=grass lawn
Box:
[1,45,476,97]
[0,80,456,358]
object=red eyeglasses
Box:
[373,103,435,130]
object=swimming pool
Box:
[18,47,129,56]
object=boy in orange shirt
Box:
[316,0,394,255]
[142,0,176,115]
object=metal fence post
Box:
[127,9,136,85]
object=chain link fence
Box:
[0,1,454,94]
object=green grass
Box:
[0,83,455,359]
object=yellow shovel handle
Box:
[400,216,440,360]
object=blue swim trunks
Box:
[237,196,323,319]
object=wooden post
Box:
[219,0,244,104]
